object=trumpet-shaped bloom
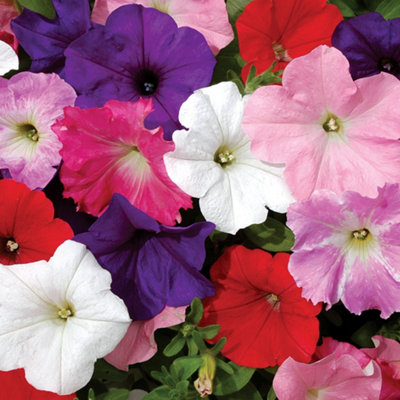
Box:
[287,183,400,318]
[236,0,342,79]
[273,355,382,400]
[243,45,400,201]
[164,82,293,234]
[0,71,76,189]
[0,39,17,75]
[64,4,215,139]
[105,306,187,370]
[53,98,192,224]
[200,245,321,368]
[91,0,233,55]
[74,193,215,320]
[0,240,131,395]
[332,12,400,80]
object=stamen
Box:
[5,239,18,253]
[322,113,341,133]
[272,42,292,62]
[352,228,369,240]
[58,308,73,319]
[265,293,280,310]
[215,151,235,165]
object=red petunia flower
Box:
[200,245,322,368]
[0,179,73,264]
[236,0,343,81]
[0,369,75,399]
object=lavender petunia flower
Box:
[74,193,215,320]
[332,12,400,80]
[11,0,95,76]
[64,4,216,139]
[287,183,400,318]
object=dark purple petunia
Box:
[332,12,400,80]
[11,0,95,76]
[64,4,216,140]
[74,193,216,320]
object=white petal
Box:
[0,40,18,75]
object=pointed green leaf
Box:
[186,297,203,325]
[267,386,277,400]
[215,359,235,375]
[88,389,96,400]
[213,361,255,396]
[210,337,227,356]
[376,0,400,19]
[217,381,262,399]
[187,337,199,356]
[197,324,220,340]
[191,330,207,353]
[226,0,253,23]
[17,0,56,19]
[172,356,203,380]
[163,334,186,357]
[142,386,171,400]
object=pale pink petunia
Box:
[242,45,400,201]
[105,306,186,370]
[91,0,233,54]
[273,354,382,400]
[52,98,192,224]
[0,71,76,189]
[287,183,400,318]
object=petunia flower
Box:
[200,245,322,368]
[53,98,192,224]
[0,39,18,75]
[91,0,233,55]
[11,0,94,76]
[332,12,400,80]
[0,240,131,395]
[64,4,216,139]
[0,0,19,50]
[0,370,76,400]
[105,306,187,370]
[243,45,400,201]
[74,193,215,321]
[0,179,73,265]
[236,0,343,80]
[163,81,294,234]
[273,354,382,400]
[0,71,76,189]
[287,183,400,318]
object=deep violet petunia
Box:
[91,0,233,55]
[64,4,216,140]
[287,183,400,318]
[11,0,94,76]
[243,45,400,201]
[74,193,215,320]
[200,245,322,368]
[332,12,400,80]
[53,98,192,225]
[236,0,343,80]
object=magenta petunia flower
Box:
[52,98,192,224]
[243,45,400,201]
[0,72,76,189]
[287,183,400,318]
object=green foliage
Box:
[244,215,295,252]
[97,390,130,400]
[375,0,400,19]
[213,361,255,396]
[378,313,400,341]
[327,0,369,17]
[244,64,282,93]
[266,385,277,400]
[217,381,263,400]
[17,0,56,19]
[226,0,253,24]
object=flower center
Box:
[214,149,235,166]
[352,228,369,240]
[272,42,292,62]
[265,293,280,310]
[17,123,39,141]
[133,68,159,96]
[379,57,398,74]
[4,238,18,253]
[57,306,73,319]
[150,0,169,14]
[322,113,341,133]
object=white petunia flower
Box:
[164,81,294,234]
[0,40,18,75]
[0,240,131,395]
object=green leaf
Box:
[197,324,220,340]
[376,0,400,19]
[186,297,204,325]
[17,0,56,19]
[244,216,295,252]
[88,389,96,400]
[172,356,203,380]
[163,334,186,357]
[362,0,381,10]
[97,389,130,400]
[267,386,277,400]
[215,359,235,375]
[378,314,400,341]
[210,337,227,356]
[92,359,128,384]
[327,0,369,17]
[187,337,199,356]
[226,0,253,24]
[191,330,207,353]
[213,361,255,396]
[142,386,171,400]
[217,381,262,400]
[351,320,380,348]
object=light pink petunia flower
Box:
[242,45,400,201]
[91,0,233,54]
[105,306,187,370]
[287,183,400,318]
[52,98,192,224]
[273,354,382,400]
[0,71,76,189]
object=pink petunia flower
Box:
[242,45,400,201]
[0,72,76,189]
[273,354,382,400]
[91,0,233,54]
[52,98,192,224]
[287,183,400,318]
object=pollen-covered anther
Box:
[58,308,73,319]
[216,151,235,165]
[5,239,18,253]
[352,228,370,240]
[272,42,292,62]
[266,293,280,310]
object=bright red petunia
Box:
[200,245,322,368]
[0,179,73,264]
[0,370,76,399]
[236,0,343,81]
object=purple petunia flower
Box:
[11,0,95,77]
[64,4,216,140]
[74,193,216,320]
[332,12,400,80]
